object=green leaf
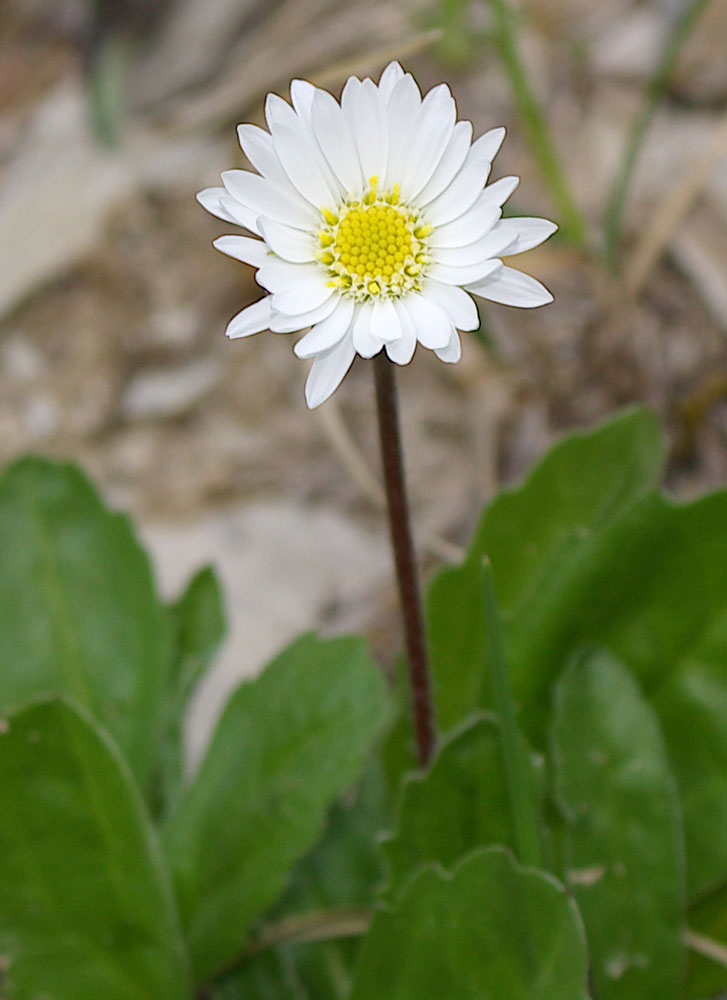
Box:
[427,409,663,735]
[0,458,170,790]
[470,407,664,608]
[0,698,190,1000]
[426,556,488,731]
[350,847,589,1000]
[462,411,727,903]
[653,610,727,901]
[684,887,727,998]
[155,566,227,816]
[261,760,392,1000]
[383,714,542,897]
[505,490,727,901]
[551,649,686,1000]
[162,633,389,983]
[168,565,226,702]
[213,950,308,1000]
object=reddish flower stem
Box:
[373,352,436,767]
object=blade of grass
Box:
[625,113,727,295]
[485,0,587,246]
[604,0,712,270]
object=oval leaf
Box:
[0,458,170,790]
[383,714,542,897]
[351,847,589,1000]
[162,633,388,982]
[551,649,686,1000]
[0,698,190,999]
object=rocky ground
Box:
[1,0,726,757]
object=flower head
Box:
[199,62,556,407]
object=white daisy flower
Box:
[199,61,557,408]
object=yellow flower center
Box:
[336,205,414,283]
[317,177,431,301]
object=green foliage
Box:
[221,761,392,1000]
[470,406,664,610]
[685,887,727,998]
[3,408,727,999]
[350,847,590,1000]
[155,566,227,816]
[383,715,541,896]
[427,408,663,731]
[0,698,190,999]
[427,557,489,730]
[551,650,686,999]
[0,457,171,793]
[162,633,389,982]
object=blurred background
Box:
[1,0,725,756]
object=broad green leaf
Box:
[258,760,392,1000]
[162,633,389,982]
[653,611,727,900]
[0,698,190,1000]
[505,490,727,900]
[155,566,227,816]
[350,847,589,1000]
[426,556,488,731]
[470,407,664,607]
[383,714,542,897]
[427,409,663,735]
[0,458,170,790]
[505,492,727,715]
[684,886,727,998]
[551,649,686,1000]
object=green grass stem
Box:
[604,0,712,269]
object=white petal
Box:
[430,205,501,249]
[197,187,240,225]
[256,259,320,293]
[272,120,341,207]
[427,258,501,286]
[258,217,316,263]
[433,226,516,267]
[388,299,418,364]
[401,292,453,350]
[269,295,338,332]
[311,90,364,198]
[272,274,335,314]
[290,79,316,121]
[341,76,363,128]
[415,121,473,207]
[476,175,520,210]
[221,170,318,230]
[370,297,402,344]
[494,217,558,256]
[435,329,462,363]
[424,141,495,227]
[352,302,380,358]
[402,84,456,200]
[384,74,423,190]
[378,61,405,102]
[265,92,296,132]
[219,195,260,233]
[304,335,356,408]
[294,298,354,358]
[421,281,479,331]
[213,235,270,267]
[467,264,553,307]
[477,127,506,163]
[349,78,389,184]
[236,124,292,190]
[225,297,272,339]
